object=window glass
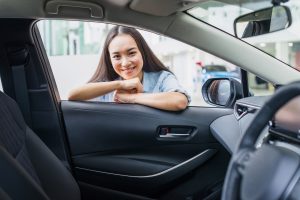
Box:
[37,20,243,106]
[248,72,274,96]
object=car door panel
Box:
[61,101,232,198]
[62,101,232,154]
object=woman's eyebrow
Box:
[111,47,137,55]
[127,47,137,51]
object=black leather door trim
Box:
[75,149,215,178]
[61,101,233,156]
[61,101,232,196]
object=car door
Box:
[61,101,232,199]
[34,20,236,200]
[36,20,240,200]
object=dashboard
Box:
[271,96,300,143]
[209,95,300,154]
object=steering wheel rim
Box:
[222,81,300,200]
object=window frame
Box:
[34,19,247,107]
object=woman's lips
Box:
[122,66,136,74]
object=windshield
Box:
[188,0,300,72]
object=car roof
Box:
[0,0,272,19]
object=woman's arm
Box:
[68,81,121,100]
[68,78,143,100]
[114,91,188,111]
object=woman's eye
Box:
[129,51,136,56]
[113,55,120,59]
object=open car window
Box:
[37,20,272,105]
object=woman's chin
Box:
[122,74,137,80]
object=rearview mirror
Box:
[234,6,292,38]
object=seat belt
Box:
[8,46,32,127]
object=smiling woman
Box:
[68,26,190,111]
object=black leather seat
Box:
[0,91,81,200]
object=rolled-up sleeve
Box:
[158,72,191,104]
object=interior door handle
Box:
[157,126,195,140]
[159,133,190,138]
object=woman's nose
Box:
[121,57,130,67]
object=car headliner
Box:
[1,0,300,85]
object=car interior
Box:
[0,0,300,200]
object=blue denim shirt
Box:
[98,71,190,103]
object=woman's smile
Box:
[122,66,136,74]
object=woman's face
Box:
[108,34,144,80]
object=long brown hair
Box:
[89,25,171,82]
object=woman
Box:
[68,26,190,111]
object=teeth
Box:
[122,67,135,71]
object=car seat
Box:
[0,91,81,200]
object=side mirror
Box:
[202,78,243,108]
[234,6,292,38]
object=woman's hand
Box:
[114,78,143,103]
[114,90,137,103]
[119,77,143,93]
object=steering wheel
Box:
[222,82,300,200]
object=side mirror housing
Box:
[234,6,292,38]
[202,78,243,108]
